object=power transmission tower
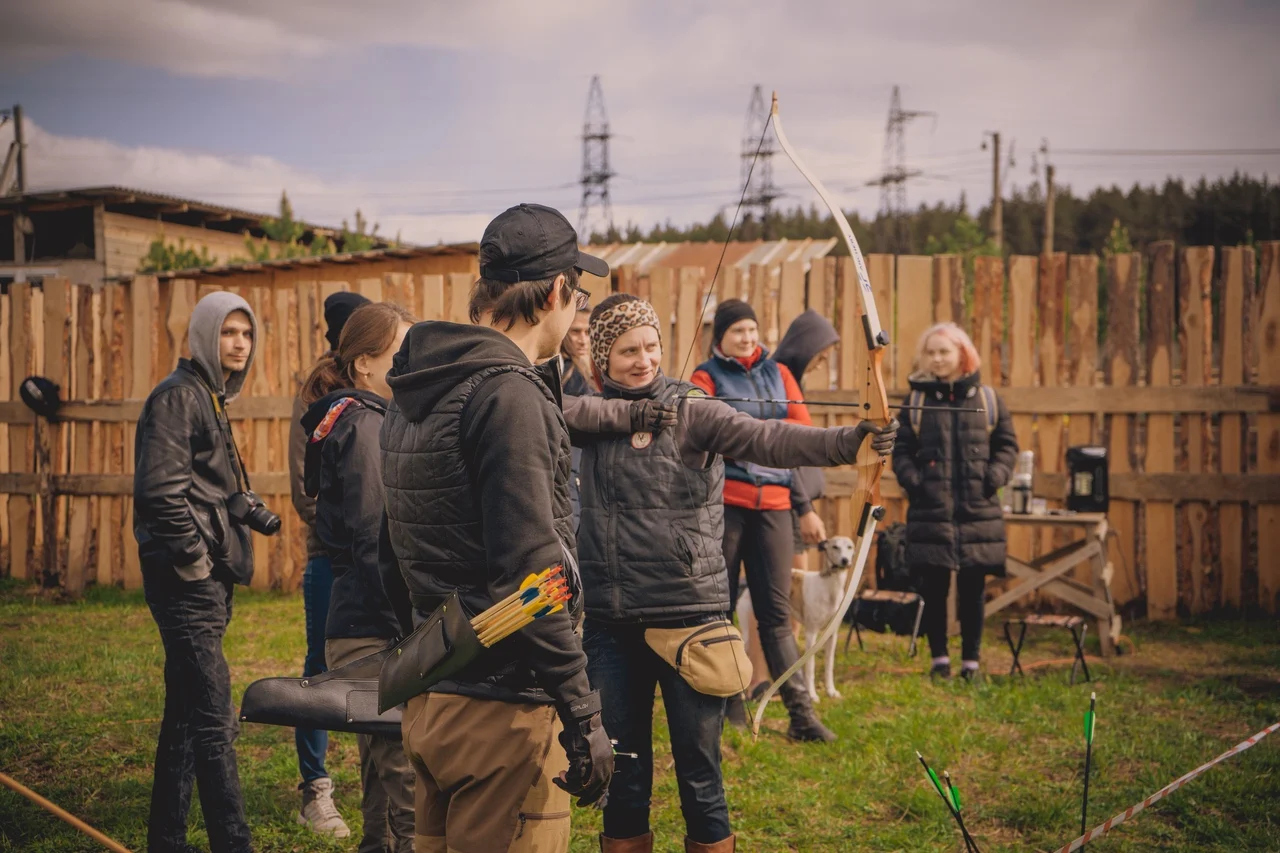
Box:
[867,86,933,253]
[578,76,615,241]
[740,85,779,237]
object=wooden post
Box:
[973,255,1004,385]
[1037,253,1067,561]
[895,256,933,383]
[1105,253,1140,606]
[1257,242,1280,614]
[1007,257,1037,567]
[1145,242,1177,619]
[1042,164,1056,256]
[0,286,10,577]
[66,286,95,596]
[1217,247,1251,609]
[8,283,33,580]
[1178,246,1214,613]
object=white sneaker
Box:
[298,777,351,838]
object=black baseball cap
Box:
[479,203,610,283]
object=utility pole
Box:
[868,85,934,253]
[740,85,779,238]
[578,76,615,240]
[1042,163,1056,256]
[983,131,1002,250]
[13,104,25,193]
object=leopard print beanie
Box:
[588,295,662,377]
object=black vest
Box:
[380,363,579,699]
[577,378,729,622]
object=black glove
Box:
[845,418,899,458]
[629,399,679,433]
[554,691,614,807]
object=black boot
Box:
[760,628,837,743]
[724,694,748,729]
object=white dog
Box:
[737,536,857,702]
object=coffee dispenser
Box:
[1065,445,1109,513]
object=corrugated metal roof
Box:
[585,239,837,274]
[125,243,479,281]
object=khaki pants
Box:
[402,692,570,853]
[327,637,416,853]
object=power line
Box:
[1054,147,1280,157]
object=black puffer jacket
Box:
[301,388,397,640]
[891,371,1019,574]
[379,322,592,707]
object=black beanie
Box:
[713,298,757,345]
[324,292,372,350]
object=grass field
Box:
[1,578,1277,852]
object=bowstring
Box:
[665,112,775,729]
[673,111,774,384]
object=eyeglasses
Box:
[571,283,591,311]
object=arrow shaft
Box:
[690,395,984,412]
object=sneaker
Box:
[960,663,980,683]
[930,662,952,680]
[298,777,351,838]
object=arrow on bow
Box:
[747,92,890,737]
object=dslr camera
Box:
[226,491,282,536]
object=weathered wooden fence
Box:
[1,244,1277,616]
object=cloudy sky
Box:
[1,0,1277,244]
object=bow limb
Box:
[748,92,890,737]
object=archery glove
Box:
[630,399,679,434]
[847,417,900,458]
[554,691,614,807]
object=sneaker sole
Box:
[297,812,352,839]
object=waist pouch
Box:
[644,619,752,697]
[378,592,485,713]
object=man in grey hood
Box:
[134,291,263,853]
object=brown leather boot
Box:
[600,831,654,852]
[684,835,735,852]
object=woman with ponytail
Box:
[299,301,418,853]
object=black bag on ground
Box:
[239,648,401,738]
[874,522,915,593]
[378,591,485,713]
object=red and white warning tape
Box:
[1053,721,1280,853]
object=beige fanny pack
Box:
[644,620,753,697]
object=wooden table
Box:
[948,512,1121,656]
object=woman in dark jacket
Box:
[690,299,836,741]
[567,294,897,853]
[299,301,416,853]
[891,322,1019,681]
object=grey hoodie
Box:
[187,291,258,401]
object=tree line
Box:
[587,173,1280,257]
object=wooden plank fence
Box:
[1,246,1278,616]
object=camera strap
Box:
[207,389,253,494]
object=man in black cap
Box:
[286,290,370,838]
[379,204,631,851]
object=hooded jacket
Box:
[302,388,397,640]
[133,292,258,585]
[567,375,870,621]
[775,309,842,509]
[891,370,1019,573]
[378,321,593,706]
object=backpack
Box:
[907,384,998,435]
[874,522,913,593]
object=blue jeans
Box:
[143,565,252,853]
[583,619,731,844]
[296,554,334,785]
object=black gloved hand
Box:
[629,399,679,434]
[553,691,615,808]
[844,417,899,458]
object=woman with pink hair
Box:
[891,322,1019,681]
